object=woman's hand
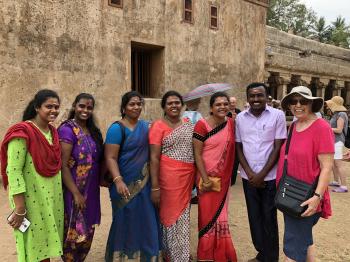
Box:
[201,179,213,192]
[73,192,86,210]
[115,180,130,199]
[151,190,160,208]
[7,208,26,229]
[300,195,321,217]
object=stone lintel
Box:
[243,0,269,8]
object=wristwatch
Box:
[314,192,323,200]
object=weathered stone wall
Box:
[265,26,350,83]
[0,0,267,137]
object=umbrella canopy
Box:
[183,83,232,102]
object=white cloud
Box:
[301,0,350,24]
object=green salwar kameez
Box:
[7,133,64,262]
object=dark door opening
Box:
[131,42,164,98]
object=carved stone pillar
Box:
[345,82,350,106]
[277,73,291,100]
[336,80,345,97]
[319,78,330,99]
[300,75,312,87]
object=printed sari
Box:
[193,118,237,262]
[149,119,195,262]
[105,120,161,262]
[58,120,102,262]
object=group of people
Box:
[2,81,341,262]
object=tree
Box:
[329,16,350,48]
[267,0,316,37]
[311,17,332,43]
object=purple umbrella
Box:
[183,83,232,102]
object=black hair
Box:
[161,90,184,109]
[22,89,60,121]
[246,82,268,98]
[209,92,229,107]
[68,93,103,149]
[120,91,144,118]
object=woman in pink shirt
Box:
[277,86,334,262]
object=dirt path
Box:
[1,170,350,261]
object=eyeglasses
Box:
[289,98,310,105]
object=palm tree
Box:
[311,17,331,43]
[329,16,350,48]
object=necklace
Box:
[164,115,182,127]
[28,120,50,134]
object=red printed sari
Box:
[194,118,237,262]
[149,119,195,262]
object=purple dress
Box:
[58,120,102,261]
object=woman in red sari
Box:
[193,92,237,262]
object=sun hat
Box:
[325,96,347,113]
[281,86,324,112]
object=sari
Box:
[105,120,161,262]
[149,119,195,262]
[58,120,102,262]
[193,118,237,262]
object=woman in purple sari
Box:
[58,93,103,262]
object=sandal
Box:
[332,187,348,193]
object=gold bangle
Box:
[113,176,123,183]
[151,187,160,192]
[14,209,27,216]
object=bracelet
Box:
[314,192,323,200]
[14,209,27,216]
[113,175,123,183]
[151,187,160,192]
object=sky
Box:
[301,0,350,25]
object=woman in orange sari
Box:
[193,92,237,262]
[149,90,195,261]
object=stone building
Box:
[0,0,268,136]
[265,26,350,105]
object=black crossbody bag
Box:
[275,122,319,218]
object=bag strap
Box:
[280,122,295,181]
[284,122,295,156]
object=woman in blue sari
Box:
[104,91,161,261]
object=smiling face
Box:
[124,96,143,120]
[211,96,229,119]
[288,94,313,120]
[73,98,94,122]
[36,97,60,123]
[247,86,267,116]
[164,95,183,118]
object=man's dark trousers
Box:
[242,178,279,262]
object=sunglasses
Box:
[289,98,310,105]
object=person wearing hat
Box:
[325,96,349,193]
[277,86,334,262]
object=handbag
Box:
[275,122,318,218]
[198,176,221,192]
